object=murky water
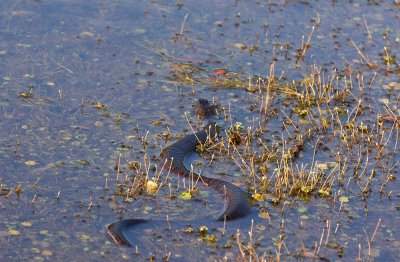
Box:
[0,0,399,261]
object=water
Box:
[0,0,399,260]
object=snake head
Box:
[195,98,216,119]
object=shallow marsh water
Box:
[0,0,399,261]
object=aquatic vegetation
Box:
[0,0,399,261]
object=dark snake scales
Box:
[107,99,251,247]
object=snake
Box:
[107,99,251,247]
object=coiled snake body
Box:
[108,99,251,246]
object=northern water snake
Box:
[107,99,251,247]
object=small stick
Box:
[350,40,374,68]
[116,153,121,184]
[166,215,172,231]
[249,219,254,248]
[316,228,324,255]
[363,14,372,41]
[383,46,391,71]
[32,178,40,188]
[334,223,339,235]
[88,200,93,211]
[262,62,274,117]
[370,218,381,242]
[31,194,37,204]
[236,229,246,258]
[53,58,74,74]
[222,215,226,236]
[325,220,331,246]
[297,26,315,62]
[179,13,189,37]
[363,227,371,256]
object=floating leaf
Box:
[124,198,133,203]
[14,185,22,196]
[24,160,37,166]
[318,188,330,197]
[358,125,368,133]
[133,28,146,34]
[184,227,194,234]
[204,234,216,243]
[234,122,244,131]
[21,221,32,227]
[383,82,400,91]
[297,206,307,213]
[39,230,49,235]
[115,113,122,123]
[161,85,173,92]
[160,131,170,139]
[94,121,103,127]
[199,226,208,234]
[252,193,264,202]
[146,181,158,194]
[19,92,33,98]
[257,224,267,231]
[379,115,399,123]
[151,120,163,126]
[31,248,40,254]
[180,192,192,200]
[316,163,328,170]
[321,117,329,128]
[299,109,308,116]
[214,69,226,75]
[42,250,53,256]
[214,21,223,27]
[223,241,233,248]
[46,81,55,86]
[378,98,389,105]
[93,102,107,110]
[0,50,6,55]
[55,161,65,167]
[9,229,20,235]
[339,196,349,203]
[17,43,31,48]
[77,160,90,166]
[127,161,140,171]
[329,162,339,168]
[258,211,270,220]
[234,43,247,50]
[301,185,312,193]
[144,206,153,212]
[80,31,95,37]
[199,191,209,197]
[80,234,91,241]
[1,188,11,196]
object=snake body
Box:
[108,99,251,246]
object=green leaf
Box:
[297,206,307,213]
[339,196,349,203]
[180,192,192,200]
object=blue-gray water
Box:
[0,0,399,260]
